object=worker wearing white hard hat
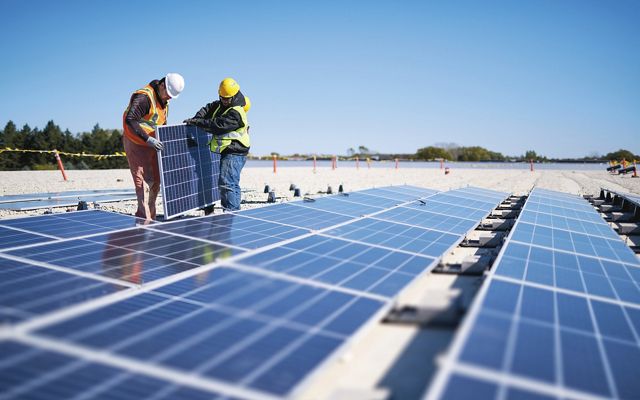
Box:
[122,73,185,220]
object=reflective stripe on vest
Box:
[122,85,168,145]
[208,105,250,153]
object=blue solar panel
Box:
[426,188,640,400]
[156,124,221,219]
[0,210,144,238]
[0,226,54,250]
[239,203,354,230]
[424,192,498,211]
[6,228,243,285]
[0,257,127,324]
[235,235,436,297]
[518,209,619,239]
[324,218,460,258]
[149,213,310,250]
[0,193,138,211]
[402,199,489,221]
[329,192,409,208]
[35,267,386,397]
[0,341,224,399]
[356,187,437,202]
[373,207,480,234]
[289,196,386,217]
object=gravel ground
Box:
[1,167,639,220]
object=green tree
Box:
[457,146,504,161]
[524,150,538,161]
[358,145,370,155]
[415,146,452,160]
[605,149,637,161]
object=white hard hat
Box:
[165,73,185,98]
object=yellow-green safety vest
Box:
[208,105,250,153]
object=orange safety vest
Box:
[122,85,168,145]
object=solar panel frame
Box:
[156,124,221,220]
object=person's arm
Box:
[189,108,243,135]
[124,94,152,142]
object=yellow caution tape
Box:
[0,147,126,158]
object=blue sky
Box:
[1,0,638,158]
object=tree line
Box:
[1,120,638,170]
[0,120,127,170]
[414,145,639,163]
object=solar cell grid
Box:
[454,280,640,399]
[239,203,354,230]
[0,257,128,324]
[402,200,488,221]
[0,341,225,400]
[234,235,436,297]
[423,192,498,211]
[35,267,386,397]
[509,221,639,265]
[0,210,144,238]
[522,201,605,223]
[288,195,385,217]
[427,187,640,400]
[149,213,310,250]
[0,226,55,250]
[373,207,479,234]
[329,192,406,208]
[157,124,221,220]
[6,229,243,285]
[518,209,618,240]
[355,187,434,202]
[323,218,460,258]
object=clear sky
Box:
[1,0,638,158]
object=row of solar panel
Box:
[429,188,640,400]
[1,185,507,399]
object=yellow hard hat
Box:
[243,96,251,113]
[219,77,240,98]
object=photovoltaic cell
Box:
[0,189,135,204]
[0,193,138,211]
[0,341,224,399]
[328,192,407,208]
[324,218,460,258]
[149,213,310,250]
[0,210,144,238]
[356,187,437,202]
[234,235,436,297]
[239,203,354,230]
[35,267,386,397]
[6,228,243,285]
[156,124,221,220]
[373,207,479,234]
[0,226,54,250]
[0,257,128,324]
[289,196,386,217]
[518,209,619,240]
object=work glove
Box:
[184,118,205,127]
[146,136,164,151]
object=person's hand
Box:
[146,136,164,151]
[183,118,199,125]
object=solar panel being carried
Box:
[426,187,640,400]
[156,124,221,220]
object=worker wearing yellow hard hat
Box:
[184,77,250,213]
